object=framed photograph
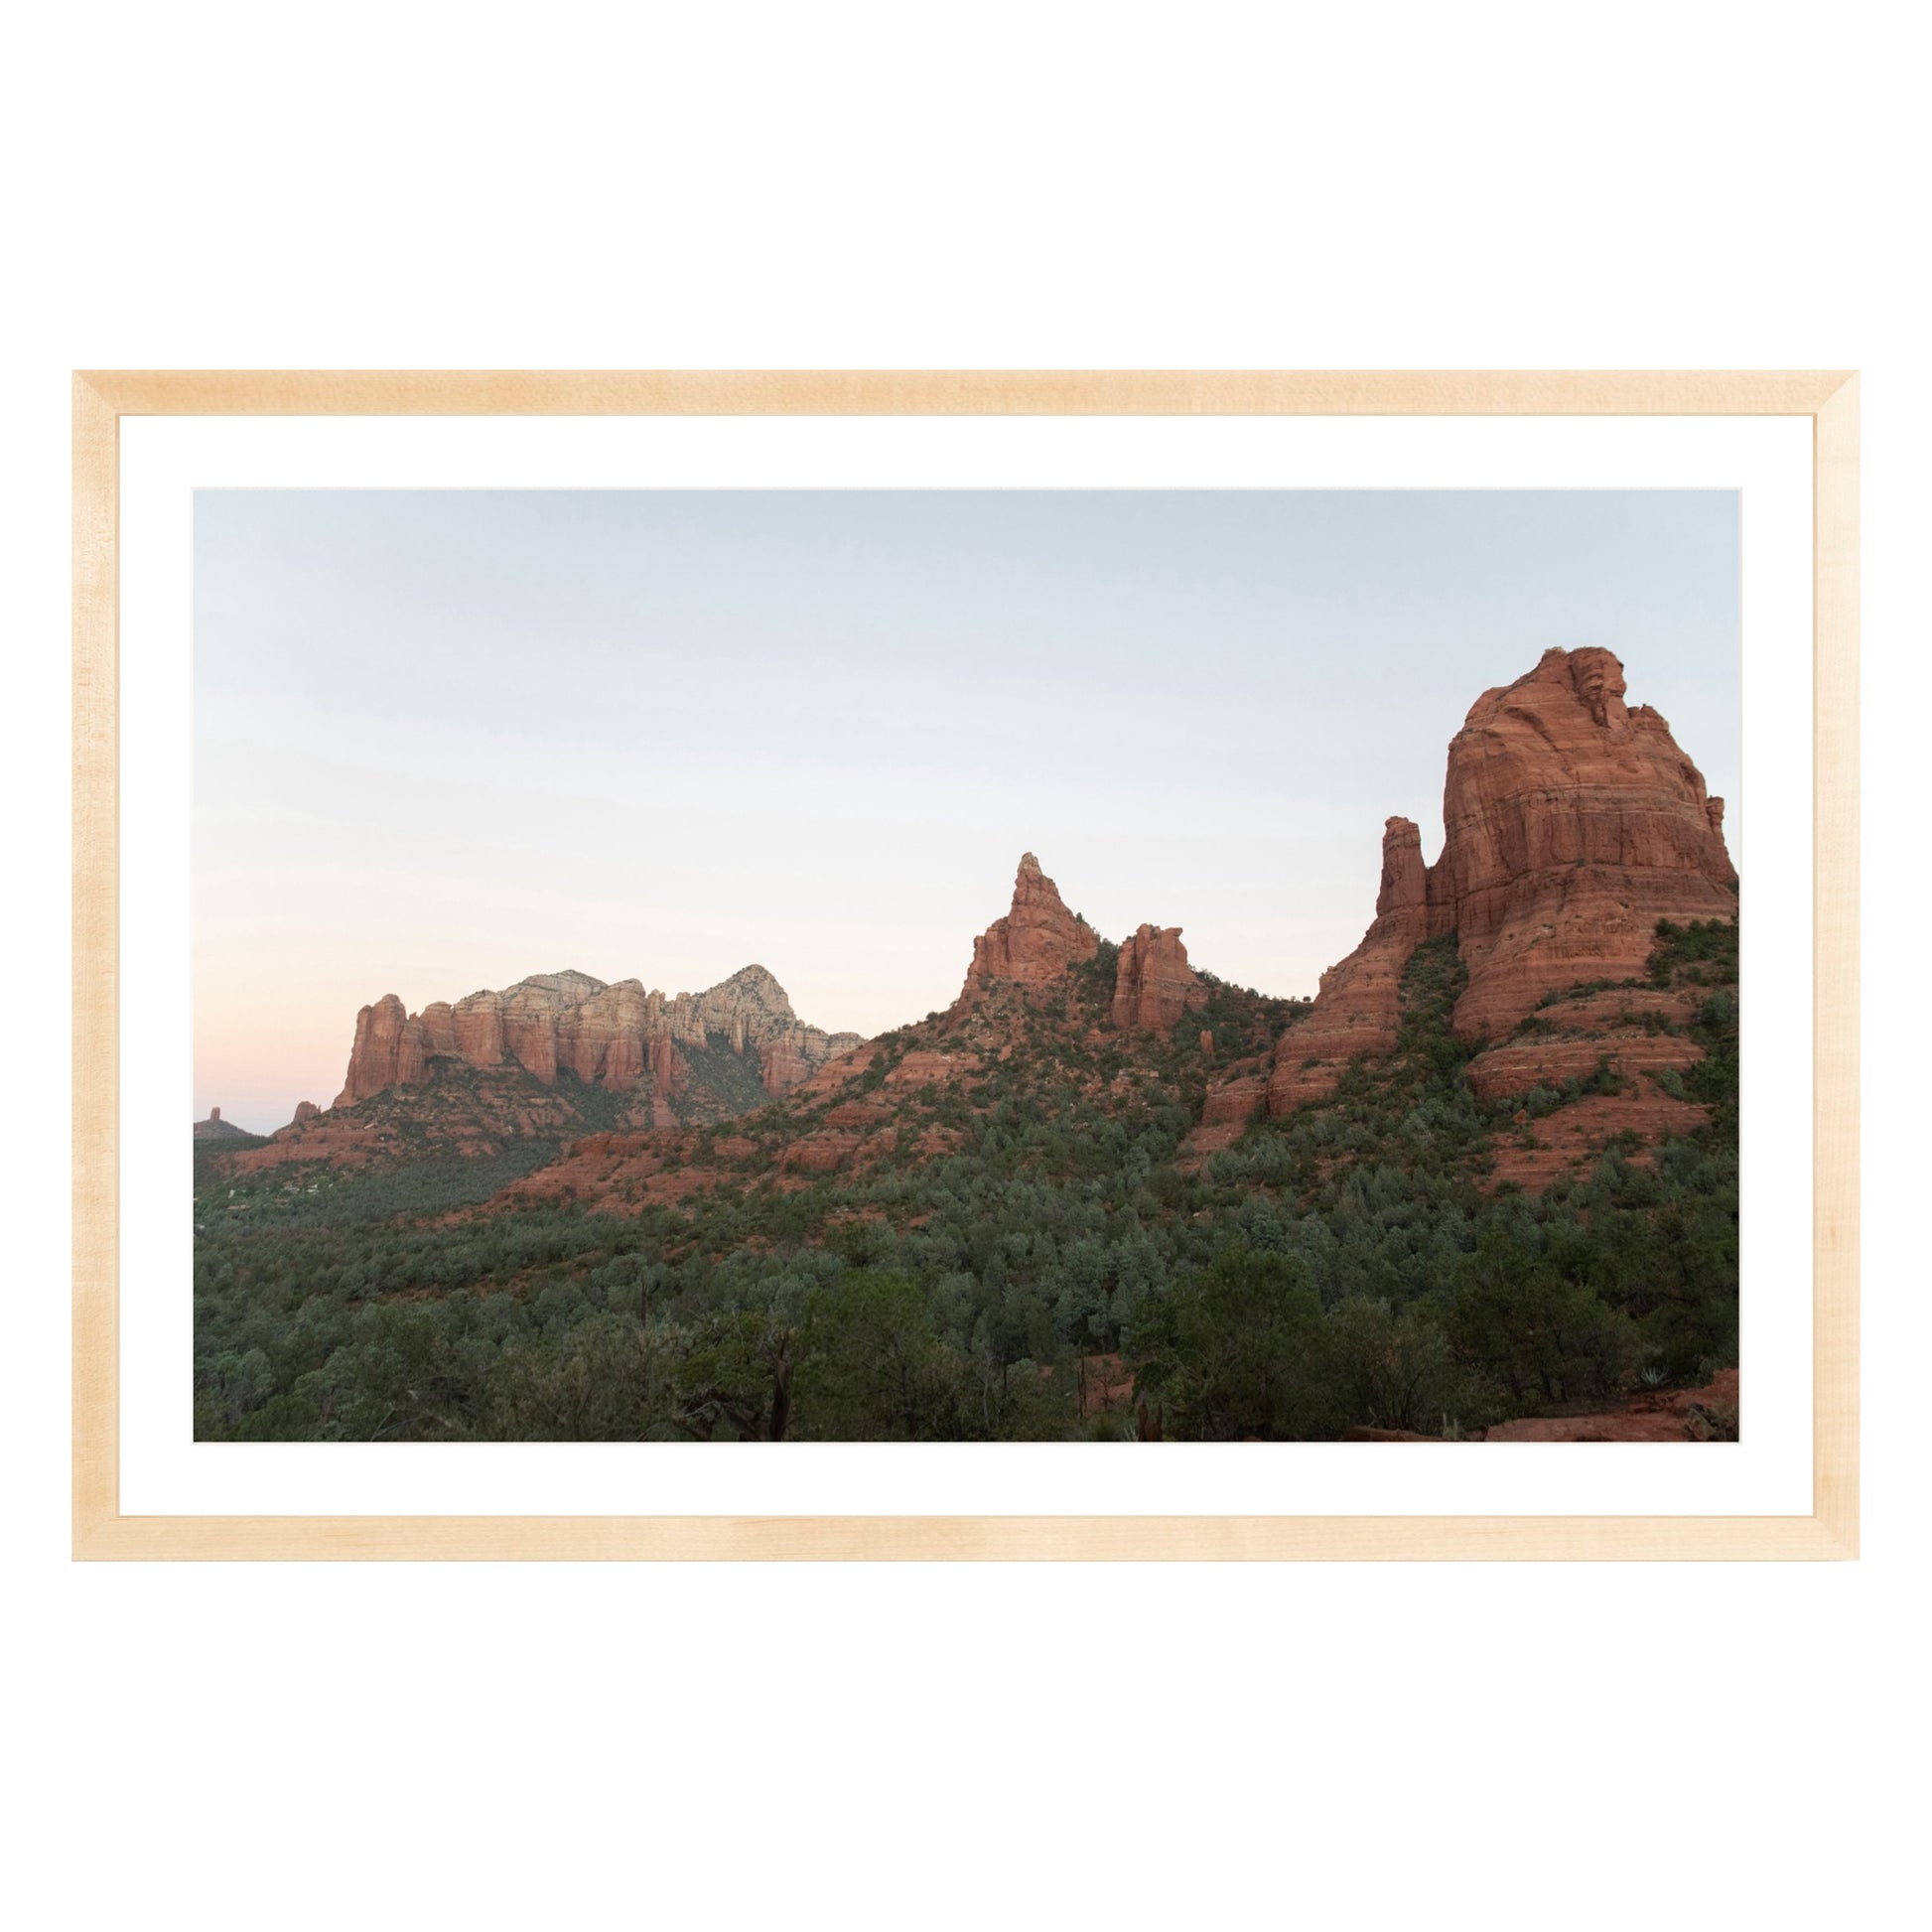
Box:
[71,370,1858,1560]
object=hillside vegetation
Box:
[193,919,1738,1442]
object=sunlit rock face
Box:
[956,852,1101,1003]
[334,965,860,1109]
[1265,647,1738,1114]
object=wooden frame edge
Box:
[73,372,119,1557]
[1812,373,1860,1557]
[73,367,1858,418]
[71,369,1861,1562]
[71,1511,1856,1563]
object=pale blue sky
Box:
[195,489,1741,1130]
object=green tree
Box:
[1448,1231,1633,1406]
[793,1270,976,1441]
[478,1313,683,1441]
[1324,1295,1490,1435]
[1134,1244,1340,1441]
[672,1310,798,1441]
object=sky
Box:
[194,488,1741,1132]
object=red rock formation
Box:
[1431,646,1737,1039]
[335,994,429,1104]
[1461,987,1708,1106]
[1266,649,1738,1117]
[417,1003,459,1058]
[958,853,1100,1001]
[290,1100,320,1126]
[333,964,860,1112]
[1191,1063,1272,1154]
[1267,816,1433,1113]
[561,980,652,1089]
[1110,924,1205,1033]
[452,989,505,1066]
[498,972,602,1085]
[1484,1089,1713,1192]
[646,1031,684,1101]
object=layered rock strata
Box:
[336,963,861,1108]
[1432,645,1737,1040]
[1215,647,1737,1123]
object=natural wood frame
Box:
[71,369,1860,1561]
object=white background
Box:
[120,411,1815,1519]
[5,4,1922,1929]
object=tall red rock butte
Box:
[1255,646,1738,1118]
[335,964,862,1109]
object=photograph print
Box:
[193,487,1741,1446]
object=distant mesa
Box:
[209,962,870,1173]
[334,963,861,1113]
[192,1106,253,1142]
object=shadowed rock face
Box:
[1110,923,1205,1034]
[334,964,861,1109]
[1262,647,1738,1115]
[957,853,1100,1001]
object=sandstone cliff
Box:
[1432,645,1737,1038]
[1239,647,1736,1120]
[334,963,860,1112]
